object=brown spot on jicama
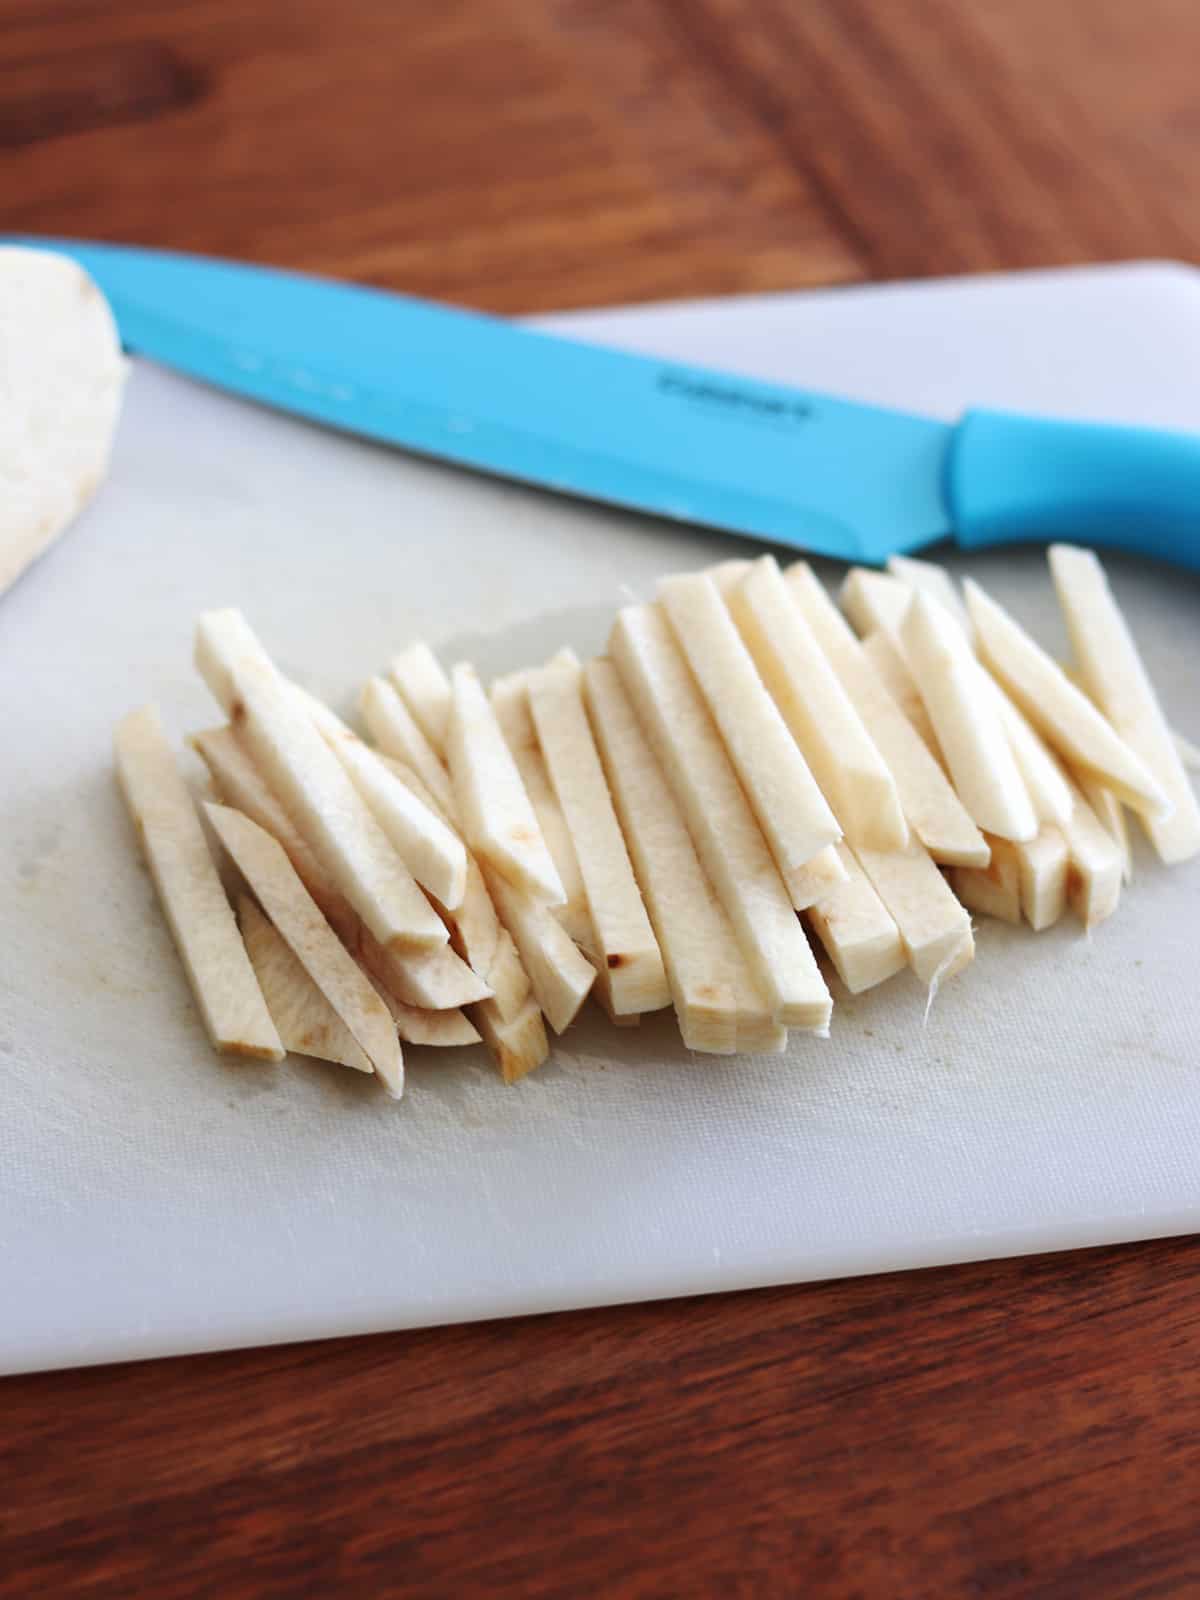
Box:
[508,825,536,844]
[607,952,624,969]
[1066,865,1084,899]
[230,698,246,724]
[695,983,720,1002]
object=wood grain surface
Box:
[4,2,1200,1595]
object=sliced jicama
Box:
[585,654,758,1055]
[238,895,371,1072]
[658,571,842,897]
[610,603,831,1032]
[784,563,989,868]
[528,650,668,1016]
[491,669,591,946]
[902,592,1037,842]
[950,837,1022,925]
[389,640,452,755]
[360,675,457,815]
[1049,543,1199,863]
[852,837,975,986]
[964,579,1170,821]
[206,803,402,1096]
[446,662,565,906]
[729,555,907,853]
[804,843,906,994]
[114,706,283,1061]
[195,611,447,952]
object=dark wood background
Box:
[3,2,1199,1595]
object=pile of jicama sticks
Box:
[114,547,1200,1099]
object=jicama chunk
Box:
[360,675,457,815]
[1014,826,1069,931]
[491,670,590,946]
[295,686,467,910]
[852,837,974,986]
[375,986,480,1048]
[805,843,906,994]
[729,556,907,852]
[659,571,841,894]
[1049,544,1199,862]
[195,611,446,952]
[610,603,831,1031]
[446,662,565,906]
[483,866,594,1034]
[964,579,1169,821]
[902,592,1037,842]
[1059,777,1123,929]
[585,655,755,1054]
[470,994,549,1083]
[114,706,283,1061]
[191,724,358,944]
[950,837,1022,925]
[238,896,371,1072]
[206,803,402,1096]
[1174,730,1200,773]
[859,631,942,758]
[389,641,452,755]
[529,650,668,1016]
[784,564,989,868]
[851,567,1073,827]
[885,554,972,635]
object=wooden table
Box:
[3,2,1199,1594]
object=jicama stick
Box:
[446,662,565,906]
[389,640,452,755]
[206,803,403,1096]
[195,611,447,952]
[191,723,358,944]
[784,563,989,868]
[360,674,457,815]
[295,685,467,910]
[528,650,668,1015]
[491,669,590,946]
[1049,543,1199,863]
[902,592,1038,842]
[852,837,975,986]
[238,896,371,1072]
[964,580,1170,821]
[659,570,842,897]
[805,843,906,994]
[729,556,907,852]
[114,706,283,1061]
[585,655,760,1054]
[610,603,831,1031]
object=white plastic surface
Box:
[2,263,1198,1376]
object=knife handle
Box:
[947,410,1200,572]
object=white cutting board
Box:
[2,263,1199,1377]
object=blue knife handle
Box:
[948,410,1200,572]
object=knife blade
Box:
[15,239,1200,570]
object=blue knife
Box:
[21,239,1200,570]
